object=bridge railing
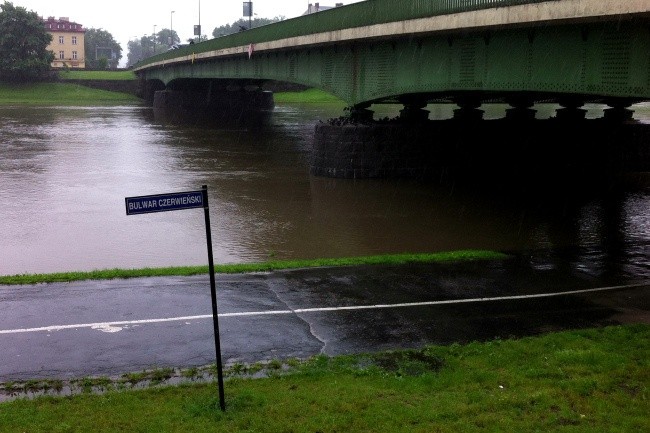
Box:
[135,0,559,69]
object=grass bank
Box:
[0,79,334,106]
[0,82,140,105]
[273,87,344,103]
[0,70,335,105]
[58,70,137,81]
[0,324,647,432]
[0,250,506,285]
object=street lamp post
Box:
[194,1,202,42]
[170,11,175,46]
[153,24,157,55]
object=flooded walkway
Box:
[1,258,647,386]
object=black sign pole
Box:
[202,185,226,412]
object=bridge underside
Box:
[139,20,649,120]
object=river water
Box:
[1,102,649,279]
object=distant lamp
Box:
[170,10,175,46]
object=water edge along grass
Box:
[0,250,507,285]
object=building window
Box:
[72,51,78,60]
[72,36,77,45]
[59,51,65,60]
[59,36,64,44]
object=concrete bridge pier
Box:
[452,97,485,121]
[603,100,635,122]
[555,98,587,121]
[348,103,374,122]
[152,86,274,124]
[398,96,430,122]
[310,101,649,181]
[505,97,537,121]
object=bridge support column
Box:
[152,88,274,123]
[311,123,437,179]
[505,97,537,121]
[453,98,484,121]
[398,96,430,122]
[556,98,587,121]
[310,118,650,181]
[348,103,374,122]
[603,100,635,122]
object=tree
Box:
[0,1,54,82]
[84,28,122,69]
[212,16,285,38]
[126,30,176,67]
[126,38,143,67]
[157,28,179,47]
[126,34,167,67]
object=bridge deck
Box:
[134,0,650,107]
[135,0,649,70]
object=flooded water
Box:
[0,102,649,278]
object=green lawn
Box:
[0,68,339,106]
[58,70,137,80]
[0,78,338,107]
[0,324,647,432]
[274,87,344,103]
[0,82,140,105]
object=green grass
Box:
[0,324,647,432]
[0,82,141,105]
[274,87,344,103]
[0,250,507,285]
[58,70,137,80]
[0,72,336,106]
[0,79,336,106]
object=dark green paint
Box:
[134,1,650,106]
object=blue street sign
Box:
[125,190,204,215]
[124,185,225,411]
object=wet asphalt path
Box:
[0,259,648,381]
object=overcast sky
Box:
[14,0,364,66]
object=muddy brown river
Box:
[0,102,648,279]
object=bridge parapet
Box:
[136,0,568,69]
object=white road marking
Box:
[0,282,646,335]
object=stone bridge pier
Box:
[310,101,650,183]
[150,81,274,123]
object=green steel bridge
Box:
[133,0,650,120]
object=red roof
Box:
[43,16,85,33]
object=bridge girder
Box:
[137,21,650,108]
